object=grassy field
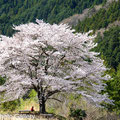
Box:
[0,91,120,120]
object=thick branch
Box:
[48,97,62,102]
[45,89,60,101]
[44,58,49,75]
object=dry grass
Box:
[1,93,120,120]
[0,114,58,120]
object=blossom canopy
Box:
[0,20,109,107]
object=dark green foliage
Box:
[93,26,120,70]
[69,108,87,120]
[100,64,120,114]
[0,100,20,111]
[101,76,120,114]
[0,76,6,85]
[93,26,120,113]
[0,0,106,36]
[0,90,37,112]
[75,1,120,33]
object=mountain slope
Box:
[61,4,103,26]
[74,1,120,33]
[71,0,120,113]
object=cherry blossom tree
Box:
[0,20,109,113]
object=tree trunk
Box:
[38,90,46,114]
[39,96,46,114]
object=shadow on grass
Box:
[55,115,66,120]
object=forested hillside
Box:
[0,0,106,36]
[93,25,120,113]
[74,0,120,113]
[93,26,120,70]
[75,1,120,33]
[73,0,120,71]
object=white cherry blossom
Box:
[0,20,109,113]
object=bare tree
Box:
[0,20,109,113]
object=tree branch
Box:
[48,97,62,102]
[45,89,60,101]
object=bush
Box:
[69,108,87,120]
[0,76,6,85]
[0,100,20,112]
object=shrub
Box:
[0,100,20,112]
[69,108,87,120]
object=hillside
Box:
[68,0,120,113]
[74,1,120,33]
[0,0,106,36]
[70,0,120,70]
[61,4,103,26]
[61,0,119,28]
